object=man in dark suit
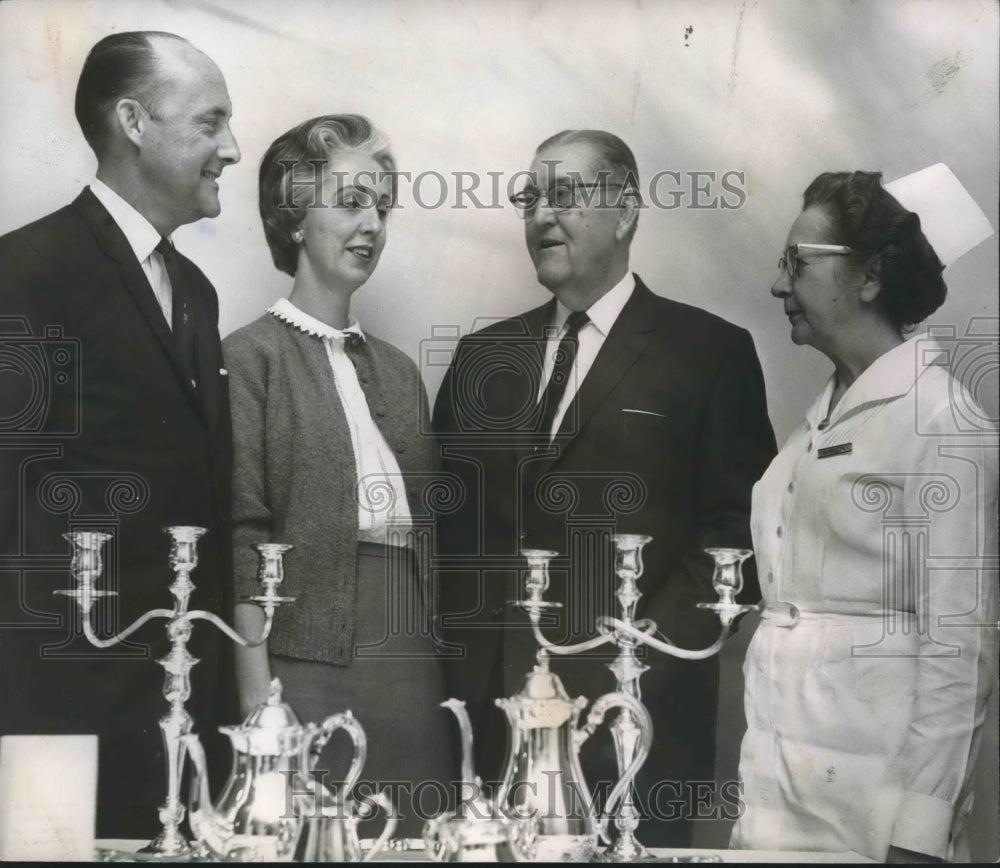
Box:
[433,130,776,846]
[0,32,240,840]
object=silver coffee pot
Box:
[183,678,368,861]
[423,699,536,862]
[494,650,653,862]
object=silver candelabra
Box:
[518,536,755,861]
[55,526,294,860]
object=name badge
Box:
[817,442,852,459]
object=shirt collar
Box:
[807,333,945,430]
[267,297,366,342]
[89,178,163,263]
[552,272,635,337]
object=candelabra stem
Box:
[140,625,196,858]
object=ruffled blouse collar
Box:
[267,297,366,343]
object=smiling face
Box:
[296,151,391,294]
[137,43,241,233]
[771,206,864,356]
[524,142,631,308]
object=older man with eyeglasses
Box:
[432,129,777,847]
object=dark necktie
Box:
[536,310,589,439]
[156,237,198,389]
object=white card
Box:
[0,734,98,861]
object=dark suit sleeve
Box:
[0,236,58,561]
[643,327,776,636]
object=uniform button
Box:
[190,379,198,389]
[787,481,794,493]
[376,408,386,417]
[396,444,406,454]
[776,526,783,538]
[767,571,774,583]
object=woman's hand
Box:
[234,602,273,717]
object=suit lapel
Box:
[519,299,554,420]
[551,275,657,458]
[73,189,209,426]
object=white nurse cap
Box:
[884,163,994,267]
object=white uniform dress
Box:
[730,335,998,861]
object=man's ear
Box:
[115,98,147,148]
[615,192,640,242]
[858,254,883,303]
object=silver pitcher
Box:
[494,651,653,862]
[183,678,368,861]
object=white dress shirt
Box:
[267,298,413,544]
[537,272,635,439]
[90,178,174,328]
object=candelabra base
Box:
[96,838,205,863]
[139,829,196,858]
[599,832,651,862]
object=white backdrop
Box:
[1,0,997,855]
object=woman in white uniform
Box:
[730,170,997,863]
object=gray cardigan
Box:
[223,313,438,664]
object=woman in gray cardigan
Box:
[224,115,456,835]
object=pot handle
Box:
[301,710,368,801]
[358,790,399,862]
[575,691,652,838]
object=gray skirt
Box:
[272,542,458,836]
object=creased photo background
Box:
[1,0,996,856]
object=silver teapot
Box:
[183,678,367,861]
[494,651,652,862]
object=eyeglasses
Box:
[778,243,853,278]
[509,183,626,218]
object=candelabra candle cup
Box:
[705,547,753,605]
[56,531,117,612]
[67,530,112,583]
[519,549,560,610]
[246,543,296,608]
[166,526,206,575]
[255,543,291,592]
[612,534,652,585]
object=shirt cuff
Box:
[889,791,954,860]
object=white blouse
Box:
[268,298,413,545]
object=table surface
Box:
[95,838,876,863]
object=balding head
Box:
[75,31,193,158]
[78,31,240,235]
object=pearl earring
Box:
[292,229,304,243]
